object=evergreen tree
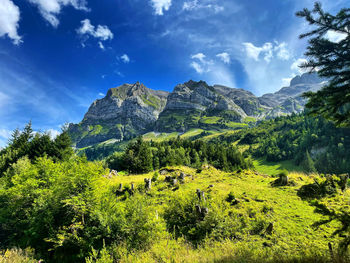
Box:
[296,2,350,127]
[302,150,317,174]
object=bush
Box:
[163,193,244,244]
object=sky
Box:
[0,0,348,147]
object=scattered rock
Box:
[179,172,186,180]
[271,174,289,186]
[109,170,118,176]
[144,178,152,190]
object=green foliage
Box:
[302,150,317,174]
[298,174,347,199]
[0,122,73,176]
[107,137,252,174]
[141,94,161,109]
[0,155,166,262]
[164,194,243,245]
[151,171,159,182]
[296,2,350,127]
[220,114,350,174]
[0,248,38,263]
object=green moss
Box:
[199,116,222,124]
[141,94,161,109]
[244,117,257,123]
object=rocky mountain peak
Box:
[290,72,323,86]
[184,80,210,90]
[69,73,326,148]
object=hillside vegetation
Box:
[1,153,350,262]
[213,113,350,175]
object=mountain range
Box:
[68,73,325,148]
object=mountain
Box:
[68,73,325,148]
[68,82,168,148]
[259,73,325,118]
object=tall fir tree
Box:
[296,2,350,127]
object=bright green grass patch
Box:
[244,117,257,123]
[141,94,161,109]
[143,132,180,142]
[199,116,222,124]
[180,128,204,139]
[225,122,248,128]
[253,158,304,176]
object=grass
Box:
[244,117,257,123]
[200,116,222,124]
[253,158,304,176]
[93,165,344,262]
[225,121,248,129]
[143,132,180,142]
[141,94,161,109]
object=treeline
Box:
[214,113,350,174]
[0,122,73,176]
[107,137,253,173]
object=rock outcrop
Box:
[68,82,168,147]
[69,73,325,148]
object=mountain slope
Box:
[68,73,325,149]
[69,82,168,147]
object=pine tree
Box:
[303,150,317,174]
[296,2,350,127]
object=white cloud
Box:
[0,129,11,139]
[191,53,206,63]
[282,77,293,86]
[190,61,205,74]
[150,0,171,15]
[275,42,290,60]
[98,41,105,50]
[0,128,11,148]
[190,53,213,74]
[243,41,290,63]
[28,0,89,27]
[0,0,22,45]
[183,0,224,13]
[291,58,308,74]
[216,52,230,64]
[77,19,113,47]
[120,54,130,63]
[47,128,60,139]
[243,42,265,61]
[0,92,10,108]
[98,92,104,96]
[183,0,198,11]
[325,30,347,43]
[189,53,236,88]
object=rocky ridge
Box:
[68,73,325,148]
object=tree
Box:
[296,2,350,127]
[302,150,317,174]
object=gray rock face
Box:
[163,80,247,117]
[69,73,326,148]
[68,82,169,147]
[259,73,326,118]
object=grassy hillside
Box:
[1,123,350,262]
[2,161,348,262]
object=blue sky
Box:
[0,0,348,146]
